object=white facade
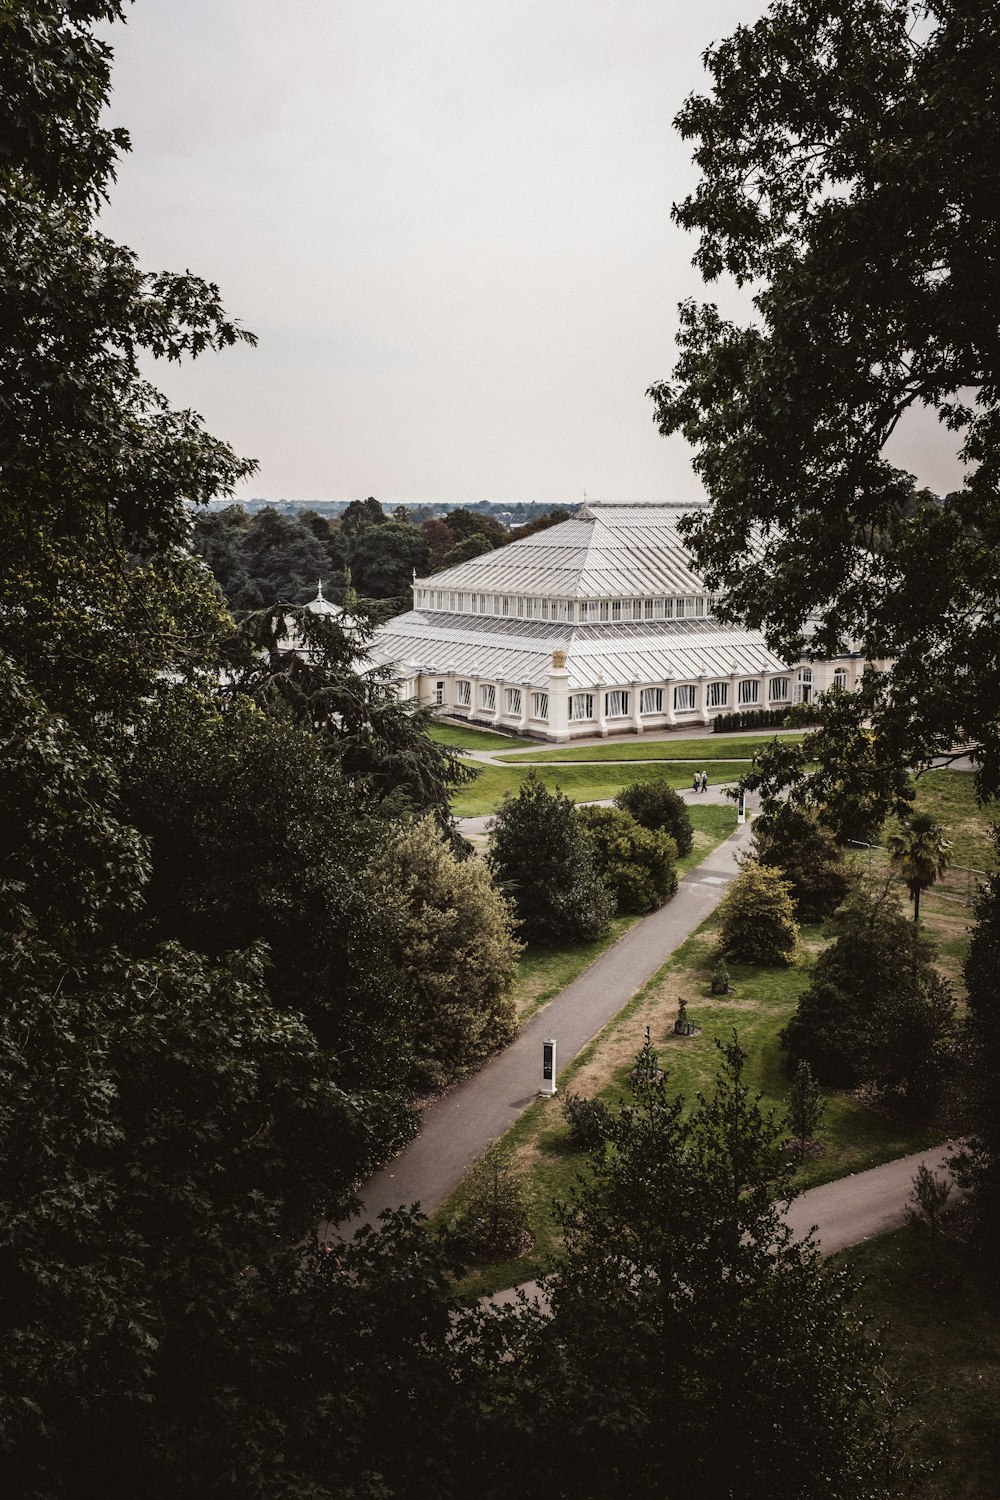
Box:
[368,502,864,742]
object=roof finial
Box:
[316,579,325,602]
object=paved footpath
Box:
[346,809,756,1230]
[489,1141,961,1307]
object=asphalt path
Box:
[344,804,756,1230]
[488,1141,961,1307]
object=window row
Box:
[415,590,719,622]
[445,672,816,721]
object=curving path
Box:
[343,808,756,1231]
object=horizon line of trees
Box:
[190,497,571,614]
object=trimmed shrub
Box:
[576,805,678,915]
[487,772,615,946]
[562,1091,612,1153]
[613,778,694,856]
[716,862,797,967]
[451,1144,533,1261]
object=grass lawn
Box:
[839,1227,1000,1498]
[496,731,806,764]
[452,760,748,818]
[439,912,943,1297]
[910,768,997,872]
[510,917,639,1025]
[427,721,535,751]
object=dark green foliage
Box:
[191,503,347,610]
[752,803,850,922]
[441,507,508,548]
[887,811,952,924]
[492,1035,902,1498]
[577,804,678,914]
[228,604,475,829]
[786,1059,826,1157]
[652,0,1000,804]
[716,861,798,966]
[953,838,1000,1241]
[451,1145,532,1262]
[487,773,615,945]
[351,519,430,598]
[613,777,694,855]
[121,689,413,1106]
[561,1090,612,1153]
[713,707,790,733]
[340,494,387,537]
[439,532,495,570]
[782,881,956,1109]
[905,1164,952,1269]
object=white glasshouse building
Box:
[368,501,863,743]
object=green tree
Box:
[442,507,508,548]
[887,811,952,924]
[576,804,678,914]
[487,772,615,945]
[340,495,387,537]
[121,690,414,1117]
[649,0,1000,806]
[953,839,1000,1241]
[786,1058,826,1159]
[781,880,955,1108]
[374,817,521,1090]
[751,802,849,922]
[450,1144,533,1262]
[716,861,798,966]
[613,777,694,856]
[438,532,495,570]
[228,604,474,829]
[351,519,430,598]
[490,1036,901,1498]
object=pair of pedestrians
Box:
[691,769,709,794]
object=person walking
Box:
[700,770,709,793]
[692,770,700,793]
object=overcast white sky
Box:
[99,0,962,507]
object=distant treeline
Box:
[192,497,570,613]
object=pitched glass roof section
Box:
[413,501,709,601]
[372,610,788,691]
[371,502,790,693]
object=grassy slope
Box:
[496,732,806,763]
[839,1228,1000,1499]
[427,721,535,750]
[453,761,748,818]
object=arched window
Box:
[833,667,848,690]
[797,667,813,704]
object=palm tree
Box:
[887,812,952,924]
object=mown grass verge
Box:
[427,721,535,750]
[495,731,806,764]
[452,761,748,818]
[839,1226,1000,1499]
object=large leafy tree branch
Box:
[649,0,1000,796]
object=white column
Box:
[595,679,608,738]
[698,673,711,727]
[518,679,530,735]
[630,681,643,735]
[547,650,570,743]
